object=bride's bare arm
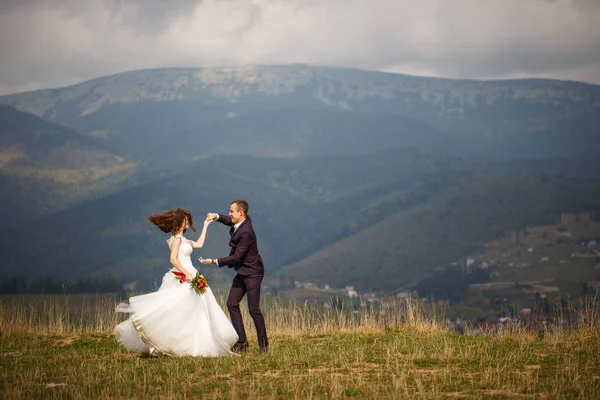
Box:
[169,237,193,282]
[191,219,212,249]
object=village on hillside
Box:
[270,213,600,323]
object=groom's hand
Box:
[206,213,219,221]
[199,257,215,265]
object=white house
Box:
[344,286,358,299]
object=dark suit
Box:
[216,214,268,349]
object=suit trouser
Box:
[227,274,269,348]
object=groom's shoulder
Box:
[242,218,256,232]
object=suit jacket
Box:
[216,214,264,277]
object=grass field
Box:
[1,293,599,399]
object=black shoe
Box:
[232,342,249,353]
[259,346,269,353]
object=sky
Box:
[1,0,599,95]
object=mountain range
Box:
[2,64,599,160]
[0,64,599,291]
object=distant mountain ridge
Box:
[2,64,598,119]
[1,64,598,161]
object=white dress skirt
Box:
[114,234,239,357]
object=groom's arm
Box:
[208,213,233,226]
[201,213,233,267]
[216,232,254,267]
[217,213,234,226]
[200,233,252,267]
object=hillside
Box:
[464,212,600,296]
[0,148,459,287]
[490,155,600,180]
[1,149,599,291]
[279,172,600,291]
[0,105,139,226]
[1,65,598,161]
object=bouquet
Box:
[191,270,209,295]
[172,270,210,295]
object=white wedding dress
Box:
[114,234,239,357]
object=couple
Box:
[114,200,269,356]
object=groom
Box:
[199,200,269,353]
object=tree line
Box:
[417,267,491,303]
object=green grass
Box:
[1,294,600,399]
[499,259,595,284]
[2,329,599,399]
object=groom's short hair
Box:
[231,200,249,215]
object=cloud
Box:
[1,0,599,94]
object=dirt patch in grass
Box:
[52,337,79,346]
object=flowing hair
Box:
[147,208,196,235]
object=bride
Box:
[114,207,239,357]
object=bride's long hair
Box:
[147,208,196,234]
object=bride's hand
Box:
[204,217,213,226]
[185,274,193,283]
[206,213,218,221]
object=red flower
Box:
[172,271,186,283]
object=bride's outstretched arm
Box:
[169,237,193,282]
[191,218,212,249]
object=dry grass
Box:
[0,293,444,336]
[1,294,599,399]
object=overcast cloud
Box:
[1,0,599,94]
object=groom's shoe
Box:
[232,342,249,353]
[259,346,269,353]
